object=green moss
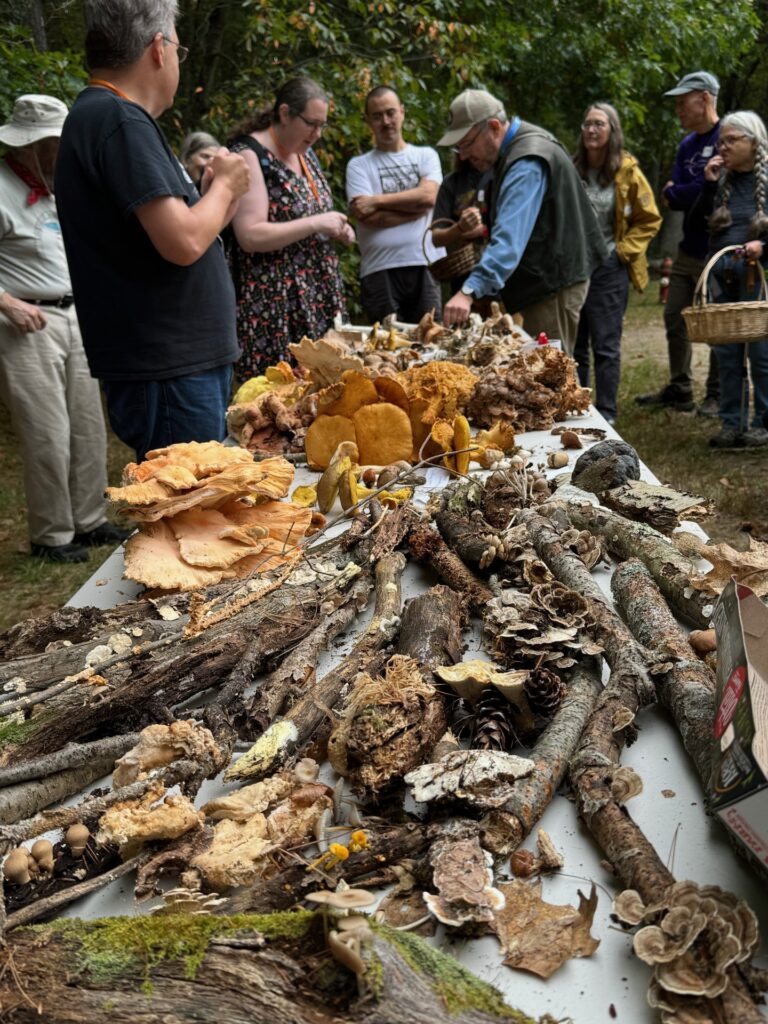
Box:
[34,911,315,990]
[445,480,484,516]
[376,923,533,1022]
[0,713,41,749]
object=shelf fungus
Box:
[613,880,760,1009]
[97,783,203,857]
[107,442,313,591]
[405,748,535,809]
[423,835,505,927]
[113,720,226,788]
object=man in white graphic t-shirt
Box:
[346,86,444,323]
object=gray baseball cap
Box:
[664,71,719,97]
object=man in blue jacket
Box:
[636,71,720,415]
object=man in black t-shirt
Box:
[55,0,249,461]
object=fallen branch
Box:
[224,552,407,783]
[408,522,494,613]
[611,558,716,789]
[480,662,603,856]
[565,501,713,628]
[0,733,138,789]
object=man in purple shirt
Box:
[636,71,720,414]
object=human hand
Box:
[739,240,764,261]
[0,293,46,334]
[209,150,250,199]
[315,211,350,240]
[704,155,723,183]
[443,291,472,327]
[661,180,674,207]
[457,206,484,238]
[337,222,356,246]
[349,195,378,220]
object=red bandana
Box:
[5,153,50,205]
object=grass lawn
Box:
[0,293,765,633]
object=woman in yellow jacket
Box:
[573,102,662,423]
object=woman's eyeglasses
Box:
[582,120,609,130]
[718,133,749,149]
[296,113,327,133]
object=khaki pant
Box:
[517,280,590,356]
[0,306,107,546]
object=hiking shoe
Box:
[635,384,695,411]
[709,427,744,449]
[30,542,89,564]
[73,522,132,546]
[697,395,720,418]
[740,427,768,448]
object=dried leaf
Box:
[493,880,600,978]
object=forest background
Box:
[4,0,768,302]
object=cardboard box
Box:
[709,578,768,869]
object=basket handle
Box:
[422,218,459,263]
[692,244,768,308]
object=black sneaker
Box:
[697,395,720,418]
[73,522,133,547]
[30,542,89,564]
[740,427,768,448]
[709,427,744,450]
[635,385,695,411]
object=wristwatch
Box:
[460,284,474,298]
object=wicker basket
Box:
[683,244,768,345]
[422,219,479,282]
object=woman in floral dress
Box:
[229,77,353,383]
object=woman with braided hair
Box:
[692,110,768,448]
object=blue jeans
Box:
[711,256,768,430]
[103,364,233,461]
[574,251,630,420]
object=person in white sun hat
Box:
[0,94,128,563]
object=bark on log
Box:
[224,553,407,783]
[243,583,371,734]
[0,582,336,767]
[480,662,603,855]
[565,501,713,628]
[0,733,138,788]
[0,753,122,825]
[611,558,716,789]
[0,911,532,1024]
[397,584,465,682]
[408,523,494,613]
[434,508,502,570]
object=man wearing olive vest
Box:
[440,89,607,353]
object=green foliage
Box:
[0,25,85,119]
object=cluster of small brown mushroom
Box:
[306,887,376,991]
[3,824,90,885]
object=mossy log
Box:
[0,911,534,1024]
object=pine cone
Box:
[474,687,518,751]
[525,669,566,718]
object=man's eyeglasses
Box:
[296,113,327,133]
[582,120,609,130]
[719,133,749,149]
[162,36,189,63]
[452,121,487,156]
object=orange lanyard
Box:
[269,127,320,204]
[88,78,133,101]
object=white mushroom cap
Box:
[322,889,376,910]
